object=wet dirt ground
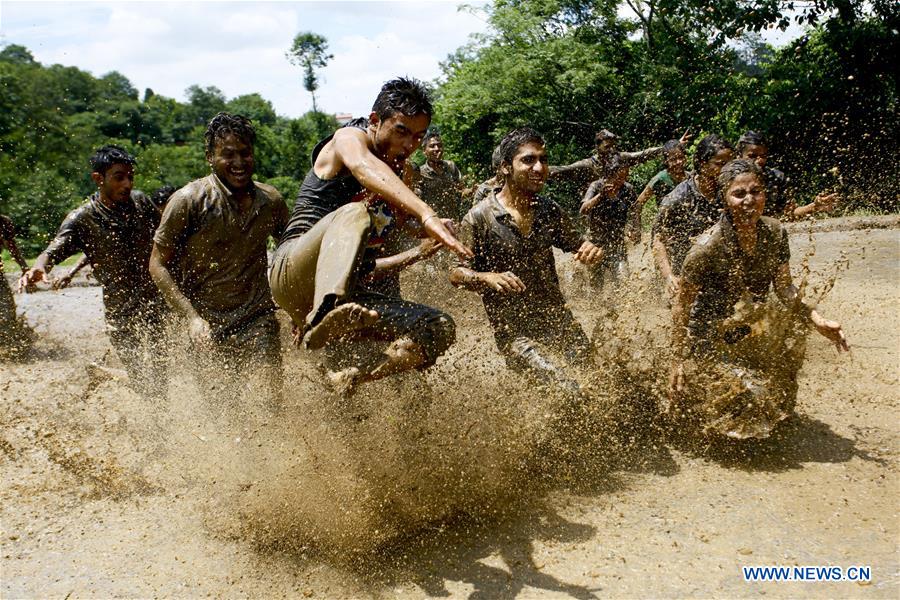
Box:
[1,217,897,598]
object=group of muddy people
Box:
[2,77,850,442]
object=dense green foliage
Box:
[0,1,896,253]
[0,44,333,253]
[434,0,898,213]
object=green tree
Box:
[286,32,333,116]
[226,93,277,126]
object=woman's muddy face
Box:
[725,172,766,225]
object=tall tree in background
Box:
[286,32,333,117]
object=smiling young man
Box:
[450,127,604,394]
[150,113,288,406]
[269,78,467,396]
[18,146,167,396]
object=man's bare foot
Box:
[303,303,379,350]
[327,367,360,399]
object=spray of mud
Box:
[0,233,849,570]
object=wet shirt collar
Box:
[89,192,136,229]
[210,173,264,212]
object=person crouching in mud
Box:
[668,159,849,439]
[450,127,604,397]
[269,77,468,397]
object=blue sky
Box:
[1,1,806,119]
[0,1,492,118]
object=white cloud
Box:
[1,1,489,117]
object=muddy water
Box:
[1,220,897,598]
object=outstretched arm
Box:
[51,255,90,289]
[364,239,441,283]
[669,278,699,397]
[774,263,849,351]
[331,128,471,258]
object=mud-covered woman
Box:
[667,159,849,439]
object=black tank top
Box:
[280,118,370,244]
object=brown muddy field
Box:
[1,217,898,598]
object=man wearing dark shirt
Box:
[550,129,690,190]
[652,135,734,298]
[579,158,640,290]
[414,131,463,221]
[451,127,603,393]
[18,146,166,396]
[269,78,467,397]
[1,215,32,356]
[150,113,288,406]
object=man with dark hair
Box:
[737,131,839,220]
[450,127,603,394]
[636,139,689,210]
[579,157,640,291]
[652,134,734,298]
[550,129,691,189]
[1,215,33,356]
[53,184,178,290]
[414,131,463,221]
[270,77,466,396]
[150,113,288,406]
[18,145,167,396]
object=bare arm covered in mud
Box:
[450,266,526,294]
[773,263,849,351]
[148,243,211,344]
[325,127,471,258]
[1,218,29,274]
[51,255,90,290]
[652,235,678,297]
[791,192,840,220]
[363,239,441,283]
[668,278,699,395]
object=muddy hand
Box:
[423,215,472,259]
[17,267,44,293]
[188,316,213,346]
[574,241,603,266]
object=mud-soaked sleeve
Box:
[551,201,585,253]
[621,146,663,166]
[154,191,193,250]
[44,210,84,265]
[680,241,712,287]
[0,215,14,242]
[582,180,602,204]
[550,157,595,177]
[271,192,288,241]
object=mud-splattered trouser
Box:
[499,307,593,397]
[193,312,283,412]
[269,202,455,370]
[106,303,168,402]
[0,276,31,356]
[588,250,628,291]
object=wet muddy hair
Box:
[371,77,433,121]
[693,134,734,171]
[594,129,618,144]
[204,112,256,156]
[737,130,768,154]
[422,129,442,146]
[90,145,136,176]
[497,127,545,174]
[150,185,176,211]
[490,144,502,174]
[716,159,763,203]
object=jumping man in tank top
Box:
[270,77,471,396]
